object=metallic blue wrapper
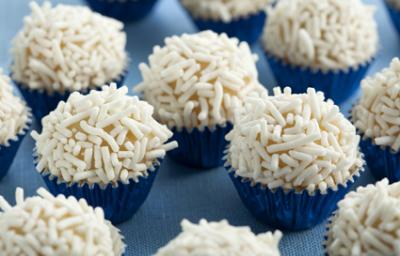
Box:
[41,166,159,225]
[0,124,30,181]
[385,2,400,35]
[227,168,359,231]
[359,137,400,183]
[14,72,126,127]
[167,123,233,169]
[85,0,159,22]
[190,11,266,45]
[265,54,372,105]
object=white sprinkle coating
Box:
[180,0,271,22]
[353,58,400,152]
[11,1,127,93]
[32,84,177,186]
[135,31,267,131]
[154,219,282,256]
[225,87,363,194]
[0,187,125,256]
[0,70,31,145]
[326,179,400,256]
[262,0,378,72]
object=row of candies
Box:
[0,0,400,255]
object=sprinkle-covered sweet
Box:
[353,58,400,152]
[154,219,282,256]
[326,179,400,255]
[225,87,363,193]
[11,1,127,93]
[0,187,125,255]
[0,71,30,145]
[262,0,378,71]
[135,30,266,130]
[32,84,177,186]
[180,0,270,22]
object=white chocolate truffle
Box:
[11,1,127,93]
[326,179,400,256]
[181,0,270,22]
[225,87,363,193]
[353,58,400,152]
[0,187,125,256]
[262,0,378,71]
[154,219,282,256]
[135,31,267,131]
[0,71,31,145]
[32,84,177,186]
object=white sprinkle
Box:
[32,85,177,186]
[226,87,362,193]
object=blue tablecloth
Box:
[0,0,398,255]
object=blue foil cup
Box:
[14,73,126,127]
[385,1,400,35]
[359,137,400,183]
[265,54,372,105]
[85,0,159,23]
[189,11,266,45]
[41,165,159,224]
[167,123,233,169]
[227,167,360,230]
[0,123,31,181]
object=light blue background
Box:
[0,0,397,255]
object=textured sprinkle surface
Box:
[326,179,400,255]
[262,0,378,72]
[0,0,395,255]
[225,87,363,194]
[32,84,176,186]
[11,1,127,93]
[0,71,31,145]
[180,0,271,22]
[136,30,266,131]
[353,57,400,152]
[0,187,125,255]
[154,219,282,256]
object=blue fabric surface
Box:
[0,0,397,255]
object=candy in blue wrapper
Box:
[167,123,233,169]
[190,11,266,45]
[359,137,400,183]
[385,2,400,35]
[0,124,30,181]
[41,165,159,225]
[227,168,360,231]
[265,54,372,105]
[85,0,159,23]
[14,73,126,126]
